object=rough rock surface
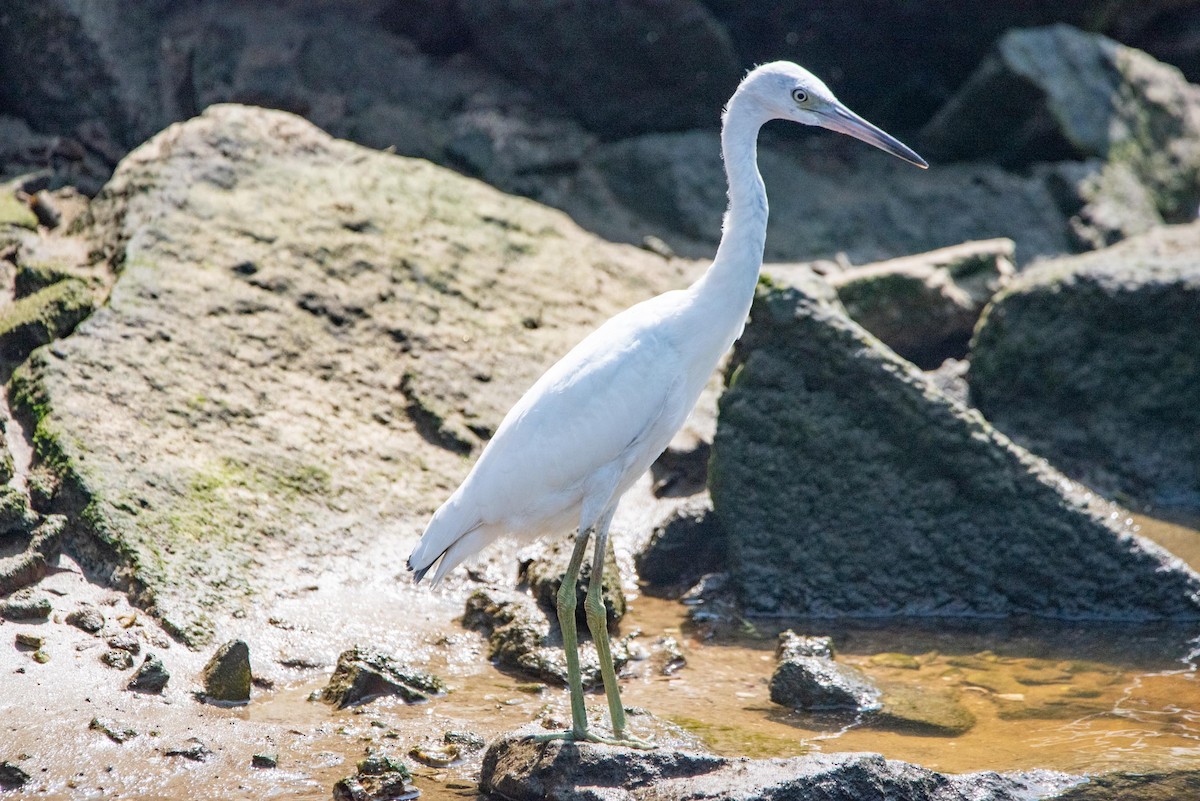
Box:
[479,735,1081,801]
[709,272,1200,619]
[318,647,446,709]
[127,652,170,693]
[7,104,688,644]
[923,25,1200,223]
[830,239,1015,368]
[0,514,64,596]
[969,222,1200,511]
[200,639,251,704]
[0,588,51,620]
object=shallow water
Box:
[5,507,1199,799]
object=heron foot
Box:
[524,729,655,750]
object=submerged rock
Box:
[127,653,170,693]
[519,535,626,630]
[830,239,1015,368]
[969,222,1200,512]
[333,751,416,801]
[710,273,1200,620]
[479,735,1081,801]
[1054,769,1200,800]
[318,647,446,709]
[875,683,977,737]
[200,640,252,704]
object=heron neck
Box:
[692,95,769,328]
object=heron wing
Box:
[462,293,689,529]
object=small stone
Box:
[200,640,252,704]
[655,636,687,676]
[769,656,880,712]
[89,716,137,743]
[409,743,459,767]
[333,751,416,801]
[251,753,277,769]
[15,632,43,650]
[65,604,104,633]
[101,649,135,670]
[31,649,49,664]
[0,760,29,790]
[318,646,445,709]
[128,653,170,693]
[106,631,140,655]
[1,589,52,621]
[163,738,211,761]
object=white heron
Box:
[408,61,926,747]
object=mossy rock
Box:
[970,222,1200,511]
[200,640,252,704]
[0,192,37,230]
[0,278,93,364]
[711,273,1200,619]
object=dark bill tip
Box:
[823,104,928,169]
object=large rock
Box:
[7,104,687,644]
[829,238,1015,368]
[461,0,740,138]
[969,223,1200,512]
[922,25,1200,224]
[479,735,1081,801]
[591,131,1072,264]
[709,272,1200,620]
[318,647,446,709]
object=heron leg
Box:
[556,526,592,738]
[583,516,653,749]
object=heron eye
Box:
[791,88,808,104]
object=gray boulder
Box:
[969,222,1200,511]
[829,238,1015,368]
[479,735,1081,801]
[709,271,1200,619]
[922,25,1200,223]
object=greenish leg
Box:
[557,527,592,738]
[584,519,652,749]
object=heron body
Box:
[408,61,926,746]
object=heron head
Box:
[740,61,927,169]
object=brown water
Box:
[5,512,1199,799]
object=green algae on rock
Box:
[710,270,1200,620]
[0,279,92,365]
[969,222,1200,512]
[200,639,252,704]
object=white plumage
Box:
[407,61,926,746]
